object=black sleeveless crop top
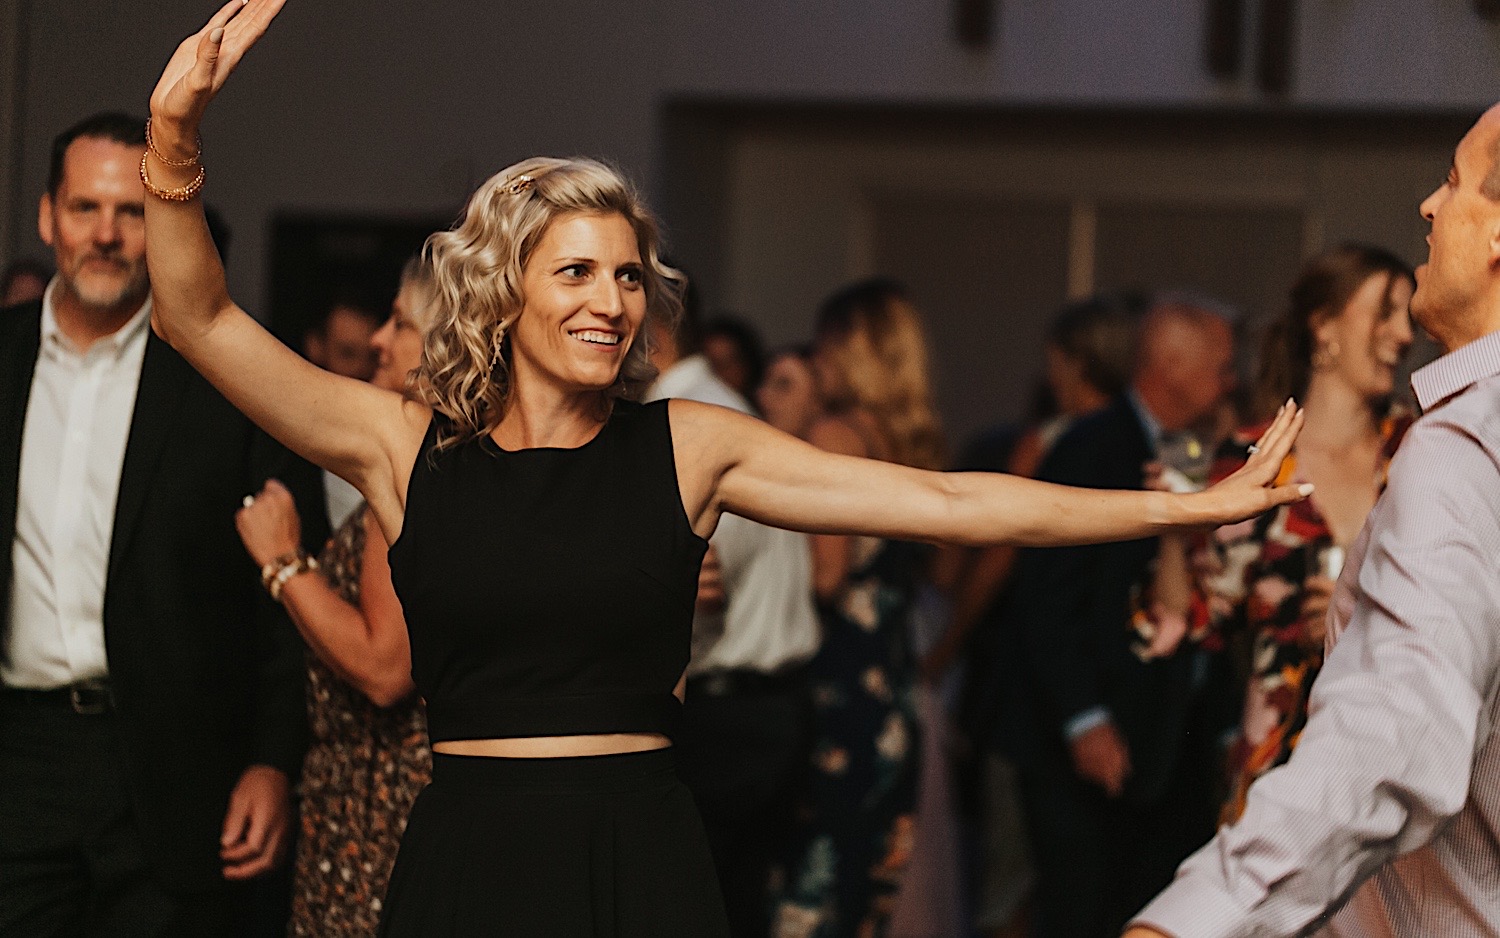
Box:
[388,399,709,743]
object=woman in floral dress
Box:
[774,280,942,937]
[1140,245,1415,823]
[236,260,436,934]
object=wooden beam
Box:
[955,0,995,49]
[1257,0,1296,96]
[1205,0,1245,80]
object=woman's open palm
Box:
[1202,401,1309,524]
[151,0,287,130]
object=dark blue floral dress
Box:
[773,540,921,938]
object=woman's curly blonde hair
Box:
[413,156,684,447]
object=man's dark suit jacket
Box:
[0,299,324,893]
[1002,395,1204,805]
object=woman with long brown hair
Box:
[1139,243,1415,823]
[142,6,1308,932]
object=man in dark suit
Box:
[1003,297,1238,938]
[0,113,323,934]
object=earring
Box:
[1312,339,1341,370]
[490,324,507,371]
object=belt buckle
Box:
[69,680,110,715]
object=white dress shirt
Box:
[645,355,820,676]
[1133,326,1500,937]
[3,281,150,689]
[322,469,365,532]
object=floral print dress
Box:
[289,507,432,936]
[1187,418,1407,824]
[774,539,921,938]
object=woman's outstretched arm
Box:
[143,1,424,533]
[673,399,1310,548]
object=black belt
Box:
[686,667,806,699]
[0,678,114,715]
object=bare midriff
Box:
[432,733,671,758]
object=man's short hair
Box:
[1148,289,1239,327]
[1046,291,1146,399]
[47,112,146,196]
[306,288,383,340]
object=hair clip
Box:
[504,174,535,195]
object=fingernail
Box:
[210,27,225,41]
[1298,483,1315,496]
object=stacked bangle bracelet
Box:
[260,549,320,603]
[144,117,201,166]
[139,152,206,201]
[139,117,206,201]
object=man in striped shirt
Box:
[1127,104,1500,937]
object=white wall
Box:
[5,0,1498,312]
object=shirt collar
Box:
[40,277,152,359]
[1126,388,1165,452]
[650,354,714,400]
[1410,327,1500,411]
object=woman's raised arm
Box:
[673,399,1310,548]
[143,1,424,527]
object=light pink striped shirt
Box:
[1132,327,1500,938]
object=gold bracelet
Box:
[144,117,201,167]
[139,152,206,202]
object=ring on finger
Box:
[1246,444,1261,455]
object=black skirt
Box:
[378,748,729,936]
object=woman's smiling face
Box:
[508,211,647,396]
[1315,271,1415,401]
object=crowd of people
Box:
[4,3,1500,937]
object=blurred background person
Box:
[756,345,821,440]
[647,291,821,938]
[924,292,1142,938]
[703,314,767,402]
[924,292,1144,686]
[774,278,943,938]
[1000,294,1238,938]
[234,257,438,937]
[300,295,384,531]
[301,294,382,383]
[1136,244,1415,825]
[0,257,52,307]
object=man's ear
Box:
[37,193,54,247]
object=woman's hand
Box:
[235,478,304,567]
[149,0,287,149]
[1192,401,1310,528]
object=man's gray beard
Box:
[65,268,149,313]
